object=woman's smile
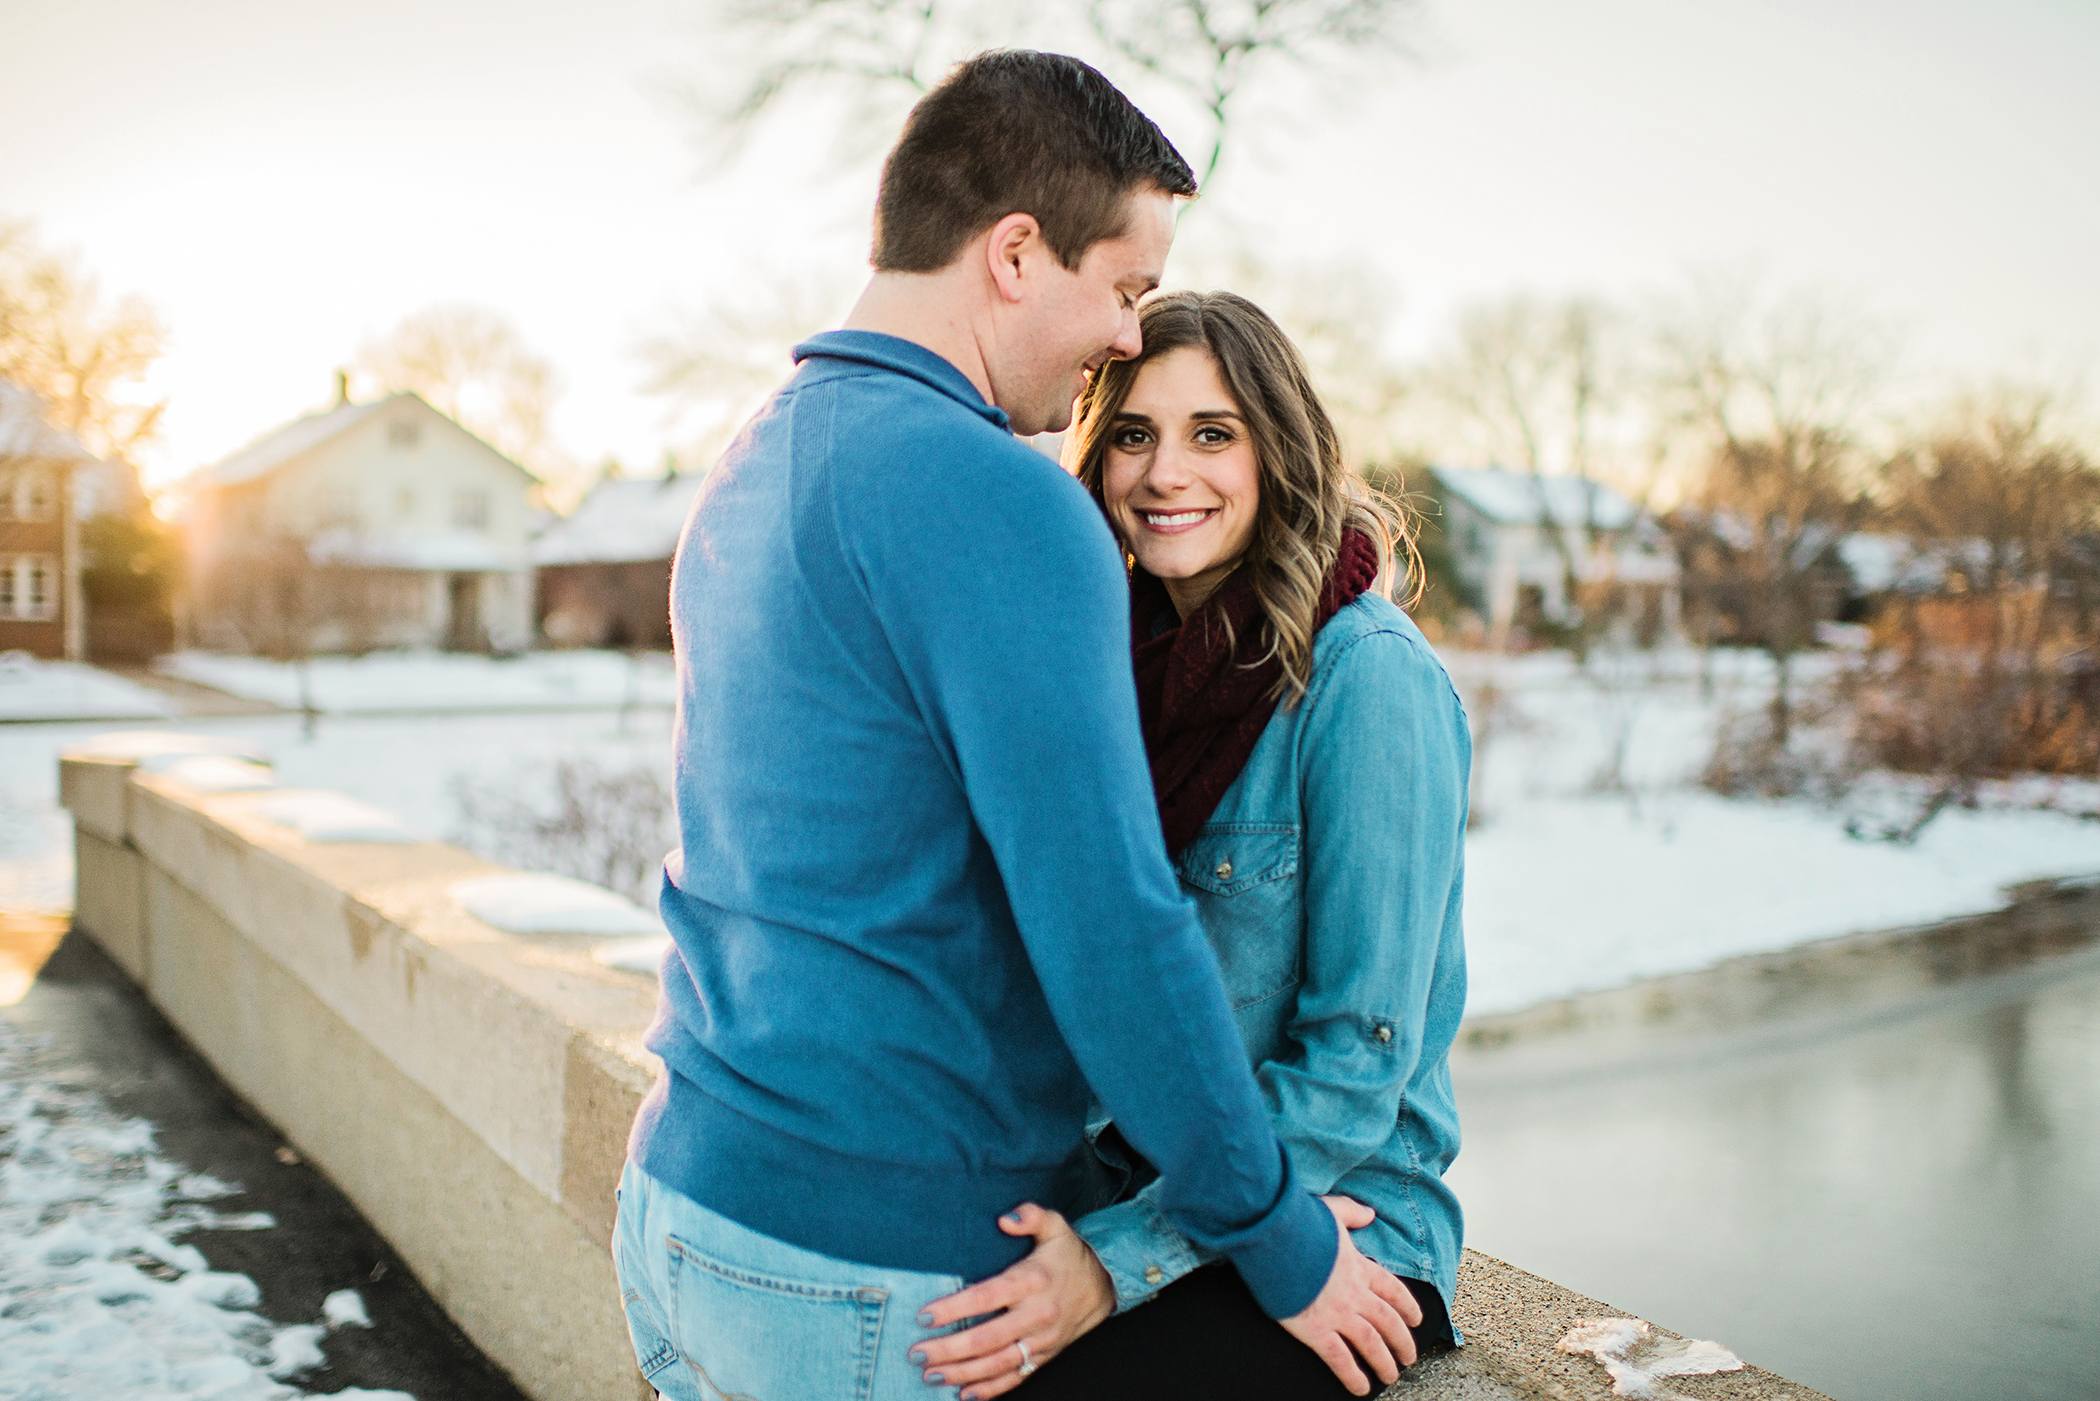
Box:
[1136,506,1220,533]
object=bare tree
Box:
[352,303,565,484]
[1656,281,1889,746]
[1422,292,1633,657]
[637,273,859,469]
[0,221,166,465]
[681,0,1420,210]
[1850,386,2100,837]
[1082,0,1419,198]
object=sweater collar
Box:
[792,330,1011,432]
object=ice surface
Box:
[0,656,171,723]
[254,793,417,844]
[1557,1317,1744,1398]
[0,1023,416,1399]
[451,873,663,937]
[592,934,674,973]
[322,1288,372,1329]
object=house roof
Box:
[533,472,704,566]
[195,392,536,488]
[1432,466,1640,531]
[0,379,97,464]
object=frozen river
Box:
[1449,890,2100,1401]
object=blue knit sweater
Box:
[630,331,1334,1319]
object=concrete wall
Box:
[61,748,657,1401]
[60,746,1833,1401]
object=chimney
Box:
[334,369,351,408]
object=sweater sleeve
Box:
[846,418,1335,1320]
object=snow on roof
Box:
[0,379,96,463]
[1432,466,1640,530]
[195,395,398,488]
[533,472,704,566]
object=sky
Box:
[2,0,2095,490]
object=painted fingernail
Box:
[927,1373,944,1385]
[909,1350,927,1366]
[1002,1210,1023,1224]
[917,1309,936,1327]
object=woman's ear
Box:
[983,212,1042,306]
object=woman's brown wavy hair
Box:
[1066,289,1423,704]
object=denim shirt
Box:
[1074,593,1471,1323]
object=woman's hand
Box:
[912,1204,1115,1398]
[1280,1195,1424,1395]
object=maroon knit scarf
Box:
[1133,528,1382,855]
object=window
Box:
[388,420,421,449]
[452,489,490,531]
[21,473,52,521]
[0,556,58,621]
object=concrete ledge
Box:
[60,743,1834,1401]
[62,748,659,1401]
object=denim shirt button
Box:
[1144,1265,1165,1285]
[1214,860,1233,880]
[1375,1025,1393,1044]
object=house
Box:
[184,379,538,654]
[531,470,704,649]
[1431,465,1679,641]
[0,380,95,660]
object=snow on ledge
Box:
[158,755,277,793]
[592,934,673,973]
[449,873,664,938]
[69,730,269,768]
[254,792,418,844]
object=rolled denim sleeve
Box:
[1075,1182,1218,1311]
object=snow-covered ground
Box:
[0,654,170,724]
[157,650,675,714]
[0,1023,410,1400]
[0,646,2095,1013]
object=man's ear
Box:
[983,212,1042,306]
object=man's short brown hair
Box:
[873,50,1197,274]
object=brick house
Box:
[0,380,94,660]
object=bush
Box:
[451,759,676,906]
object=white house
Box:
[184,383,538,654]
[1432,466,1679,639]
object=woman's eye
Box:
[1194,426,1233,446]
[1111,427,1151,449]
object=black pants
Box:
[1019,1264,1453,1401]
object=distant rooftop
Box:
[533,472,703,567]
[194,395,398,488]
[1433,466,1641,530]
[0,379,97,464]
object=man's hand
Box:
[1280,1196,1423,1395]
[912,1204,1116,1398]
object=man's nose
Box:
[1106,307,1143,362]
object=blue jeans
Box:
[613,1158,973,1401]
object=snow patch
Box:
[67,731,269,768]
[157,649,675,715]
[0,1024,415,1399]
[322,1288,372,1329]
[1556,1318,1744,1398]
[0,657,171,723]
[450,873,663,938]
[254,793,418,844]
[158,756,277,794]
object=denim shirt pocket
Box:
[1176,824,1303,1011]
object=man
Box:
[614,50,1420,1401]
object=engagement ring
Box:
[1016,1340,1036,1377]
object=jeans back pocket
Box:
[666,1236,887,1401]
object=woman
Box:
[911,291,1470,1400]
